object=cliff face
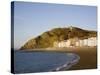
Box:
[20,27,97,50]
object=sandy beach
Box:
[46,47,97,70]
[67,47,97,70]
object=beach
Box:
[67,47,97,70]
[46,47,97,70]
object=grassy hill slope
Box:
[20,27,97,50]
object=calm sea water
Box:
[14,50,80,73]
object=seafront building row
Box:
[54,37,97,47]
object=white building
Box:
[75,41,80,46]
[58,40,71,47]
[88,37,97,47]
[83,39,88,46]
[53,37,97,47]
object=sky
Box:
[13,1,97,49]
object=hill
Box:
[20,26,97,50]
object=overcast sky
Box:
[13,1,97,49]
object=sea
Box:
[13,50,80,74]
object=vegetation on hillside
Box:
[20,27,97,50]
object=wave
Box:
[50,53,80,71]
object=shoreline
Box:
[51,53,80,71]
[19,47,97,70]
[19,46,97,52]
